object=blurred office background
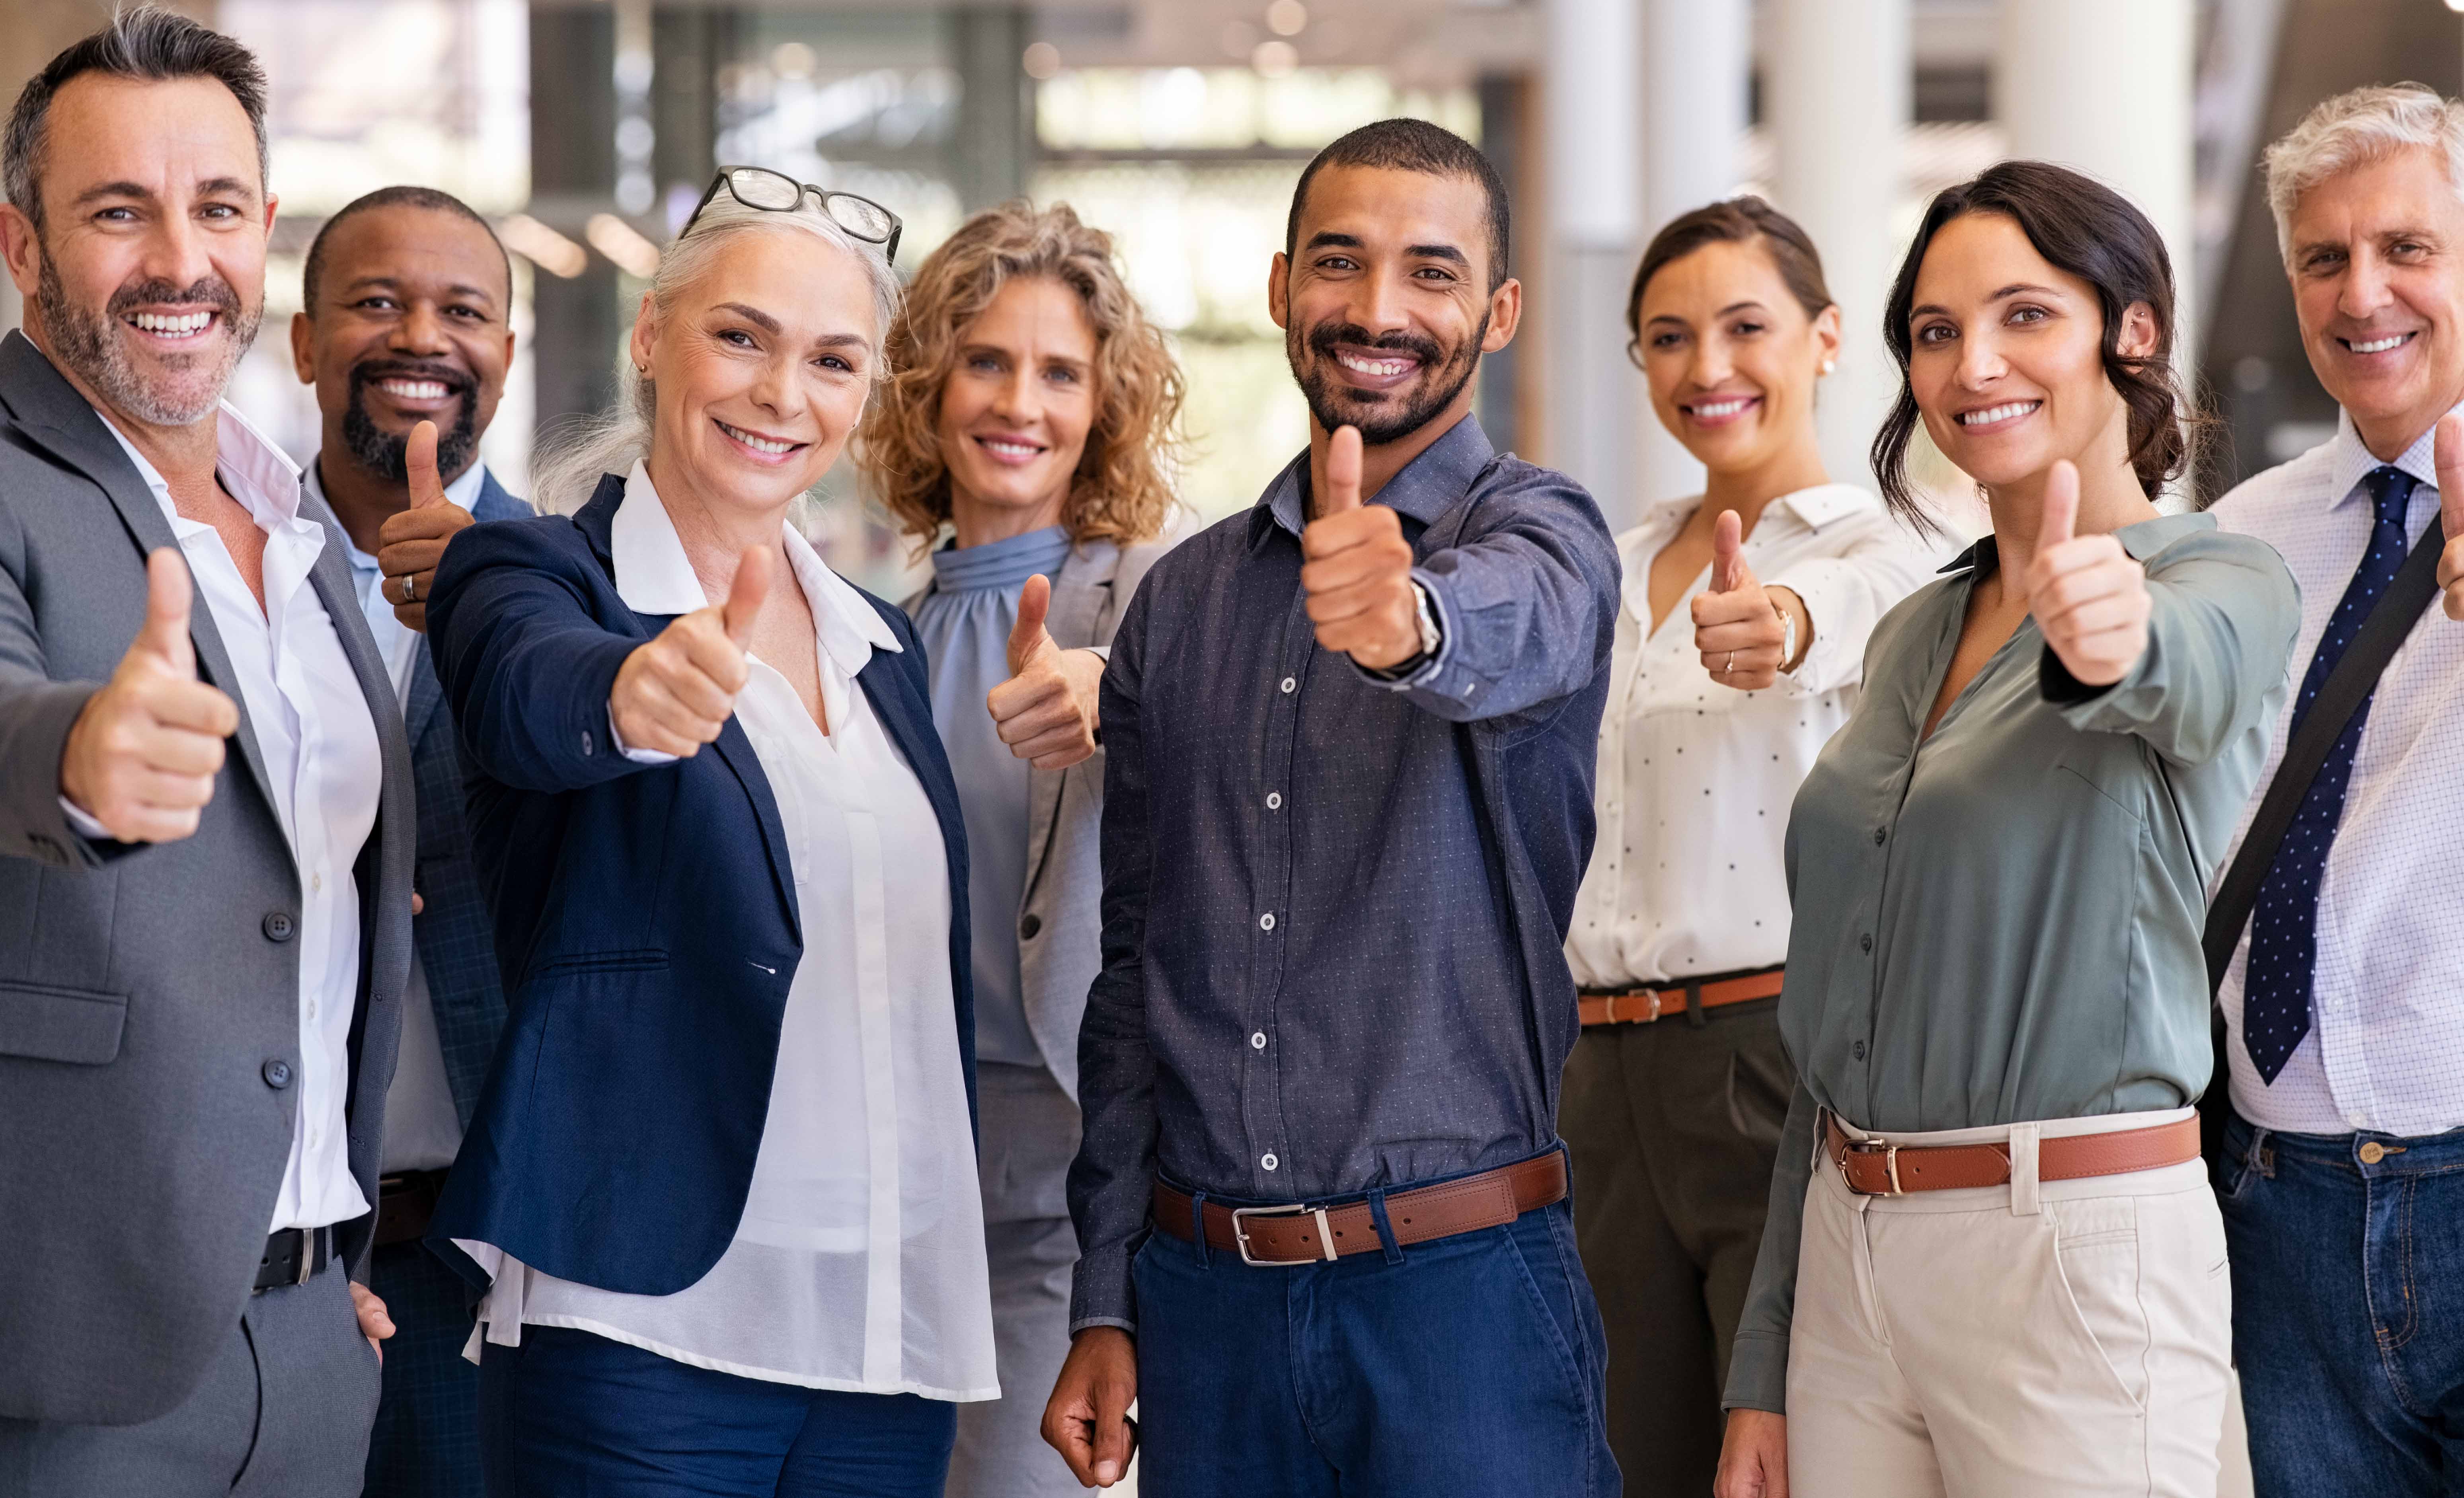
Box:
[4,0,2462,594]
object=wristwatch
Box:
[1409,582,1441,660]
[1778,605,1798,674]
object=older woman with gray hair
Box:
[420,169,996,1498]
[2206,82,2464,1498]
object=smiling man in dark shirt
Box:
[1042,118,1623,1498]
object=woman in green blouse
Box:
[1713,162,2299,1498]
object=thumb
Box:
[1007,573,1052,676]
[720,545,771,648]
[1321,425,1364,515]
[2437,414,2464,540]
[1712,509,1744,592]
[2036,459,2080,563]
[135,547,197,676]
[406,421,448,508]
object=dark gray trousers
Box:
[1559,996,1792,1498]
[0,1259,380,1498]
[945,1061,1085,1498]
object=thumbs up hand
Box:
[2023,459,2150,686]
[1301,425,1421,670]
[1691,509,1803,691]
[986,573,1106,771]
[58,548,242,843]
[2435,414,2464,622]
[608,544,771,758]
[377,421,479,633]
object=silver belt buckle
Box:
[1229,1203,1338,1266]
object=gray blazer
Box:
[0,331,414,1426]
[912,536,1168,1101]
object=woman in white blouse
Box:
[421,169,996,1498]
[1558,196,1938,1498]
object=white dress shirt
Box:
[464,462,998,1400]
[307,454,494,1174]
[2209,410,2464,1138]
[95,407,385,1231]
[1566,483,1940,989]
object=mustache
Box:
[349,357,475,397]
[107,274,243,322]
[1303,321,1446,367]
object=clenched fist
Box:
[2025,460,2150,686]
[1692,509,1809,691]
[987,573,1105,771]
[608,544,771,758]
[1301,425,1421,670]
[378,420,476,633]
[59,549,240,843]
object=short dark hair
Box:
[3,7,269,230]
[1871,159,2198,527]
[1285,117,1512,290]
[302,185,511,312]
[1626,196,1832,365]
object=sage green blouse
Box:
[1724,513,2300,1414]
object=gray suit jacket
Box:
[1009,538,1165,1100]
[0,331,414,1426]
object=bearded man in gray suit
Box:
[0,11,414,1496]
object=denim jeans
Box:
[1130,1182,1617,1498]
[2215,1107,2464,1497]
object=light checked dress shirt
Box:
[462,463,997,1399]
[1068,414,1621,1333]
[92,407,384,1233]
[2209,410,2464,1138]
[1566,484,1939,989]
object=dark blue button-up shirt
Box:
[1067,414,1620,1330]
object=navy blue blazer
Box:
[420,473,974,1296]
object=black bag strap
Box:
[2203,518,2447,994]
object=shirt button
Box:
[1854,1041,1867,1060]
[1251,1031,1267,1050]
[1261,1153,1279,1171]
[1265,791,1282,810]
[1279,676,1296,694]
[261,1058,293,1089]
[1873,828,1887,845]
[311,872,324,893]
[1860,933,1873,954]
[1019,914,1042,940]
[262,911,295,943]
[1259,912,1276,931]
[581,729,597,756]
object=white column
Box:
[1998,0,2197,372]
[1637,0,1750,507]
[1543,0,1643,528]
[1769,0,1910,491]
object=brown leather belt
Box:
[1825,1113,2202,1197]
[1580,965,1784,1027]
[374,1169,449,1249]
[1152,1153,1567,1266]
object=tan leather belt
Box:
[1152,1153,1567,1266]
[1825,1113,2201,1197]
[1580,966,1784,1027]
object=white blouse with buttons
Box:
[1565,483,1942,990]
[462,463,997,1401]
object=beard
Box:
[340,359,479,483]
[1287,308,1487,446]
[36,250,257,428]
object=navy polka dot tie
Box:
[2242,465,2419,1083]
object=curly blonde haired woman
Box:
[856,198,1182,1498]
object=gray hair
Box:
[530,192,904,515]
[4,6,269,228]
[2263,82,2464,261]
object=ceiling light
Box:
[497,214,587,279]
[1022,41,1061,80]
[585,214,662,279]
[1266,0,1308,37]
[1252,39,1298,77]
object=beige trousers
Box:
[1786,1109,2232,1498]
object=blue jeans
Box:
[477,1326,956,1498]
[1131,1182,1617,1498]
[2216,1108,2464,1497]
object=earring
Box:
[1820,359,1836,375]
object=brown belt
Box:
[1152,1153,1567,1266]
[1580,965,1784,1027]
[1825,1113,2202,1197]
[374,1169,449,1248]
